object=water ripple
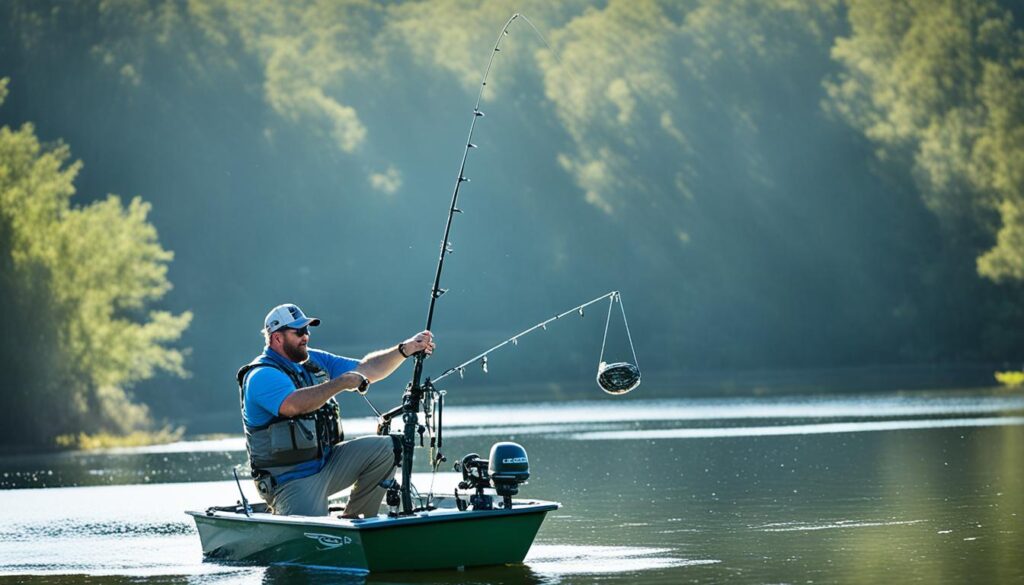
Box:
[525,545,720,574]
[754,519,927,532]
[0,520,194,541]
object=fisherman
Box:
[238,303,434,517]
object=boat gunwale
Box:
[186,499,561,532]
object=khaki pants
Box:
[265,435,396,518]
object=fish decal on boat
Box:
[304,532,353,549]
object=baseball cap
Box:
[263,303,321,334]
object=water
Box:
[1,391,1022,584]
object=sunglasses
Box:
[284,326,310,337]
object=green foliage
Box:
[0,78,191,447]
[3,0,1024,401]
[994,369,1024,388]
[825,0,1024,281]
[182,0,1024,284]
[189,0,390,154]
[54,425,185,451]
[536,0,842,215]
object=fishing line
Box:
[599,294,616,365]
[425,392,439,509]
[504,14,581,85]
[597,292,641,395]
[360,392,383,418]
[416,12,575,333]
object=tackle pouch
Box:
[267,418,319,465]
[320,398,344,446]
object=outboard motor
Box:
[454,441,531,510]
[489,441,530,508]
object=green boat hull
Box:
[187,496,559,573]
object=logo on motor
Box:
[304,532,352,550]
[502,456,528,464]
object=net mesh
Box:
[597,361,641,395]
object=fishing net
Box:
[597,361,641,395]
[597,292,641,395]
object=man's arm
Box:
[278,331,434,417]
[359,330,435,382]
[278,371,367,418]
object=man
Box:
[237,303,435,517]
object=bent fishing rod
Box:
[394,12,522,515]
[389,14,640,515]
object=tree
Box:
[825,0,1024,281]
[0,77,191,448]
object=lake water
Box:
[1,391,1022,584]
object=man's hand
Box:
[357,331,437,384]
[279,332,437,417]
[345,370,371,394]
[402,330,435,356]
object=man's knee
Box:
[374,435,399,465]
[344,436,397,468]
[272,487,325,516]
[356,435,399,470]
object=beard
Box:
[281,337,309,362]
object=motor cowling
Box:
[454,442,531,510]
[488,441,529,500]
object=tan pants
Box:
[265,435,396,517]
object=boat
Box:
[189,439,561,572]
[187,494,559,573]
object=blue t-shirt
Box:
[242,347,360,483]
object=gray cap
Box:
[263,303,320,333]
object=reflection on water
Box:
[5,392,1024,489]
[572,415,1024,440]
[525,545,720,573]
[258,546,709,585]
[0,391,1021,584]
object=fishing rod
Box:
[392,13,639,515]
[371,289,640,436]
[395,12,523,516]
[231,468,252,517]
[432,290,641,394]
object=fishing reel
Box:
[454,442,530,511]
